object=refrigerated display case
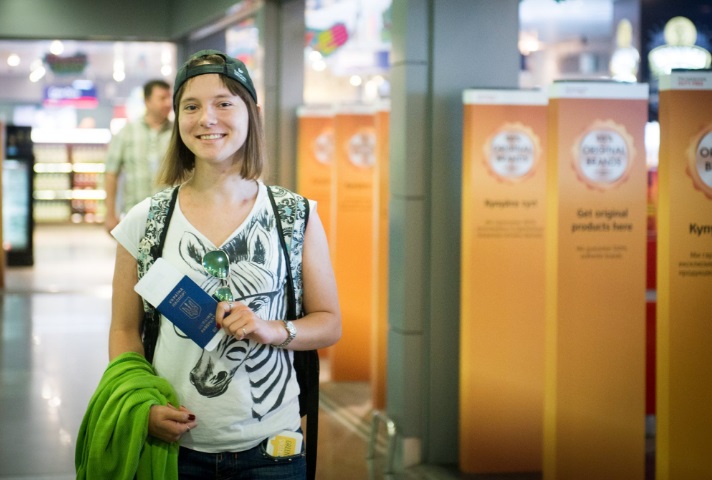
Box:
[2,125,34,266]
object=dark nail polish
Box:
[188,414,196,421]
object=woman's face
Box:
[177,73,250,166]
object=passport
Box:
[134,257,225,351]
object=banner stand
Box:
[330,104,377,381]
[460,88,548,473]
[656,70,712,480]
[544,81,648,480]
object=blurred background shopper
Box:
[104,79,173,232]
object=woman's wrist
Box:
[272,320,295,348]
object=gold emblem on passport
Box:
[572,119,636,191]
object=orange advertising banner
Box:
[656,71,712,480]
[544,82,648,480]
[459,89,548,473]
[296,105,335,246]
[372,103,390,409]
[330,105,377,381]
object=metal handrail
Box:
[367,409,397,474]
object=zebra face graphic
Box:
[190,336,252,398]
[177,213,293,419]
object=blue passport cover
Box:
[156,276,222,349]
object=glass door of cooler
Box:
[2,125,34,266]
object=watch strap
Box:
[275,320,296,348]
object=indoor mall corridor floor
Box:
[0,224,514,480]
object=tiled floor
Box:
[1,225,115,479]
[0,224,473,480]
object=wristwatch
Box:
[275,320,297,348]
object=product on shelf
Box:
[33,138,109,224]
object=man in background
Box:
[104,79,173,233]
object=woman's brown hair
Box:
[156,53,266,186]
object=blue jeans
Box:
[178,436,306,480]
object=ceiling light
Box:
[50,40,64,55]
[7,53,20,67]
[29,65,46,82]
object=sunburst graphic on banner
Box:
[686,125,712,200]
[571,119,636,191]
[347,129,376,168]
[312,128,334,165]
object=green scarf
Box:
[75,352,180,479]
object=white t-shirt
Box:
[112,181,302,453]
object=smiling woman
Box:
[158,51,264,186]
[95,49,342,480]
[176,74,252,171]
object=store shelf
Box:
[34,189,106,201]
[34,162,105,173]
[34,162,72,173]
[33,136,108,224]
[72,163,105,173]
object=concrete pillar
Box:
[387,0,520,469]
[262,0,305,189]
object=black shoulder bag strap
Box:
[141,186,179,363]
[267,185,320,480]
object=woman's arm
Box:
[289,207,342,349]
[219,209,342,349]
[108,243,198,440]
[108,244,145,360]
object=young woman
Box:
[109,49,341,479]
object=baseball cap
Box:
[173,49,257,108]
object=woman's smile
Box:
[197,133,226,140]
[179,74,250,164]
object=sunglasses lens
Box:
[214,286,234,302]
[203,250,230,279]
[203,250,233,302]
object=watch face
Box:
[286,321,297,338]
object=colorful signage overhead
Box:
[43,82,98,109]
[44,53,88,75]
[306,23,349,56]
